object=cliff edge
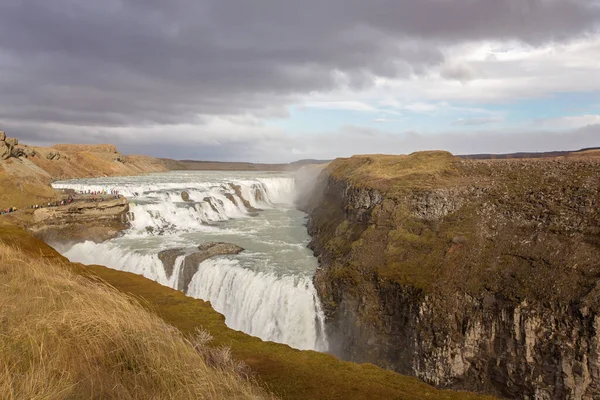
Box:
[0,131,167,210]
[303,151,600,399]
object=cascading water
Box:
[53,171,328,352]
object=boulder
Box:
[23,147,37,158]
[181,191,190,202]
[46,151,61,161]
[0,141,10,160]
[197,242,244,255]
[10,146,25,158]
[0,131,5,141]
[5,137,18,147]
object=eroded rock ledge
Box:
[28,197,130,243]
[158,242,244,293]
[302,152,600,399]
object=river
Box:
[52,171,328,352]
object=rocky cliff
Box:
[302,151,600,399]
[0,132,167,209]
[26,197,130,243]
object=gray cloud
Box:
[1,1,599,122]
[0,0,599,159]
[440,62,478,82]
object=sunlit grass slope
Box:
[0,238,272,400]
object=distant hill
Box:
[458,147,600,160]
[160,158,330,171]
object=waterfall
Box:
[55,171,328,352]
[186,258,327,351]
[53,176,297,234]
[64,241,328,351]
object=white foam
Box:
[63,241,328,352]
[53,176,296,234]
[186,258,328,351]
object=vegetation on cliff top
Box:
[327,151,460,192]
[310,151,600,303]
[0,224,494,400]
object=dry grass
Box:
[327,151,460,193]
[0,243,272,400]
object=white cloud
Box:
[535,114,600,129]
[300,101,378,112]
[452,117,503,126]
[403,102,443,113]
[365,36,600,104]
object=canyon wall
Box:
[303,151,600,399]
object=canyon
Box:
[1,135,493,399]
[6,131,600,398]
[302,150,600,399]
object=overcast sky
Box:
[1,0,599,162]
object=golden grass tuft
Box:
[0,243,273,400]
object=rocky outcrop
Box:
[0,133,25,160]
[28,198,130,243]
[5,137,18,147]
[46,151,61,161]
[229,183,262,212]
[0,142,9,160]
[303,152,600,399]
[158,242,244,292]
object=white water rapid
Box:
[53,171,328,352]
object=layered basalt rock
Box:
[302,152,600,399]
[28,197,130,243]
[158,242,244,293]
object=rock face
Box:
[29,197,130,243]
[46,151,61,161]
[302,152,600,399]
[1,133,22,160]
[229,183,262,212]
[0,134,36,160]
[0,141,9,160]
[158,242,244,292]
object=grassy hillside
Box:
[0,223,494,400]
[0,237,271,400]
[0,141,167,210]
